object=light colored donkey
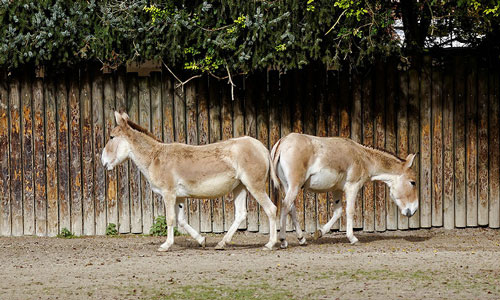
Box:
[102,112,278,251]
[271,133,418,249]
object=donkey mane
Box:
[126,119,162,142]
[359,144,404,163]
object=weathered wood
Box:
[185,82,200,232]
[206,78,221,233]
[279,72,293,232]
[220,79,233,233]
[104,74,118,229]
[362,73,375,232]
[327,71,340,231]
[419,57,432,228]
[0,73,11,236]
[173,78,187,230]
[56,78,71,234]
[304,68,317,233]
[316,70,328,228]
[161,74,175,228]
[489,71,500,228]
[385,63,397,230]
[21,75,35,235]
[374,61,386,232]
[33,78,47,236]
[194,78,212,232]
[292,71,305,231]
[454,57,467,228]
[115,72,130,233]
[139,77,153,234]
[245,76,259,232]
[465,57,478,227]
[232,76,246,230]
[442,63,455,229]
[81,71,94,236]
[150,73,164,220]
[408,69,420,228]
[431,67,443,227]
[339,74,351,232]
[127,74,142,233]
[397,70,409,230]
[477,67,489,226]
[93,72,107,236]
[9,78,22,236]
[44,78,58,236]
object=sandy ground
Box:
[0,228,499,300]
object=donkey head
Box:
[101,111,132,170]
[373,153,419,217]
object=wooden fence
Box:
[0,55,499,236]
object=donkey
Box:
[102,112,278,251]
[270,133,418,249]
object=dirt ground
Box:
[1,228,499,300]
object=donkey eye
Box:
[410,181,416,186]
[110,136,114,139]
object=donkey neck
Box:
[362,146,404,178]
[125,128,162,173]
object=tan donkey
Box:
[271,133,418,249]
[102,112,278,251]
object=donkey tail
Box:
[269,137,284,194]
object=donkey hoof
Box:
[157,246,170,252]
[198,237,206,248]
[349,236,359,245]
[262,242,275,251]
[313,230,323,240]
[298,237,307,246]
[280,240,288,249]
[215,242,226,250]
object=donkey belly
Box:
[177,175,240,199]
[306,168,345,193]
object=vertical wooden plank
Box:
[327,71,340,231]
[408,68,421,228]
[339,73,351,232]
[207,78,221,233]
[257,73,271,234]
[0,73,11,236]
[397,69,410,230]
[57,78,71,233]
[466,57,478,227]
[21,75,35,235]
[292,71,304,231]
[385,63,397,230]
[173,81,187,230]
[362,73,375,232]
[44,78,58,236]
[127,74,142,233]
[351,73,363,229]
[161,74,175,228]
[232,77,246,230]
[316,70,328,229]
[93,72,106,235]
[431,66,443,227]
[477,67,489,226]
[420,57,432,228]
[245,76,259,232]
[443,63,455,229]
[196,79,212,232]
[104,74,118,229]
[33,78,47,236]
[81,71,94,236]
[374,61,386,232]
[69,74,83,235]
[269,70,281,229]
[489,71,499,228]
[303,69,317,233]
[220,79,233,233]
[115,72,130,233]
[9,78,22,236]
[139,77,153,234]
[150,73,164,219]
[454,56,467,228]
[279,72,293,231]
[186,83,200,232]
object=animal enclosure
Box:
[0,54,499,236]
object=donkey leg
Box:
[345,183,362,245]
[215,186,247,250]
[314,193,343,239]
[176,203,205,247]
[251,191,278,251]
[158,194,177,252]
[289,203,307,246]
[279,187,300,249]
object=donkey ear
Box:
[115,111,127,126]
[404,153,418,169]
